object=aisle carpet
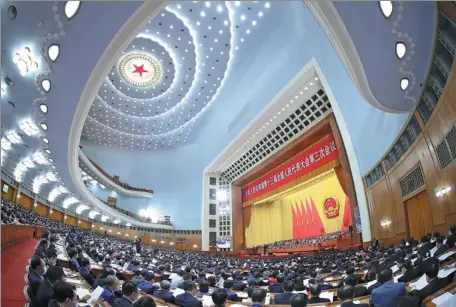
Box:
[1,239,39,307]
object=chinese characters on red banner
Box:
[242,135,339,202]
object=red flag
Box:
[311,197,326,235]
[342,195,353,230]
[295,202,303,238]
[306,198,315,236]
[291,203,297,239]
[301,200,309,238]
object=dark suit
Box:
[419,278,448,301]
[273,292,294,304]
[308,296,330,304]
[28,270,43,302]
[434,244,450,258]
[36,279,55,307]
[268,283,283,293]
[320,283,334,290]
[370,281,406,307]
[446,233,456,248]
[175,292,203,307]
[398,268,419,283]
[341,302,369,307]
[233,281,247,291]
[79,267,96,287]
[353,286,369,298]
[93,276,108,289]
[153,289,175,303]
[114,296,133,307]
[101,286,117,306]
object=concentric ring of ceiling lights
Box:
[82,1,272,150]
[118,52,162,88]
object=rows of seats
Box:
[3,198,456,307]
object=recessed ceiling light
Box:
[64,1,81,20]
[40,104,48,114]
[40,123,48,131]
[41,79,51,92]
[379,1,393,19]
[395,42,406,59]
[217,4,223,12]
[43,137,49,144]
[265,2,271,8]
[400,78,409,90]
[234,1,241,6]
[49,158,53,163]
[47,44,60,62]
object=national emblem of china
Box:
[118,52,162,88]
[323,197,340,219]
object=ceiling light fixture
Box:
[12,47,39,76]
[6,131,21,144]
[39,104,48,114]
[42,137,49,144]
[40,123,48,131]
[379,1,393,19]
[395,42,406,59]
[64,1,81,20]
[400,78,409,90]
[41,79,51,92]
[47,44,60,62]
[19,119,39,136]
[45,149,51,154]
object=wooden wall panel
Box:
[368,178,395,240]
[17,194,33,210]
[1,181,14,201]
[365,55,456,244]
[50,209,64,222]
[34,203,49,217]
[65,215,77,226]
[79,220,91,230]
[231,185,244,252]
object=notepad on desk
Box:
[365,280,377,288]
[432,292,454,306]
[87,286,104,304]
[319,291,334,302]
[438,267,456,278]
[438,250,456,261]
[75,288,91,299]
[391,264,399,273]
[410,274,428,290]
[394,274,403,282]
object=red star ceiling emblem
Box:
[132,64,148,77]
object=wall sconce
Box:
[193,245,198,248]
[13,47,39,76]
[33,203,37,207]
[49,209,53,214]
[380,220,392,227]
[17,193,21,199]
[78,220,81,224]
[436,187,451,198]
[170,242,174,245]
[64,215,67,219]
[160,240,165,244]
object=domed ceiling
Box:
[82,1,272,150]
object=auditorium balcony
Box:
[78,147,154,198]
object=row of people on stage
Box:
[258,230,350,251]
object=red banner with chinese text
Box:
[242,135,338,202]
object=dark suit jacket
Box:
[79,267,96,287]
[175,292,203,307]
[446,233,456,248]
[307,296,330,304]
[419,278,448,301]
[224,289,239,302]
[434,244,450,258]
[268,283,283,293]
[36,279,55,307]
[153,289,175,303]
[114,296,133,307]
[28,270,43,300]
[138,281,159,295]
[233,281,247,291]
[273,292,294,304]
[320,283,334,290]
[341,302,369,307]
[398,268,419,283]
[353,286,369,298]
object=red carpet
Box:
[1,239,39,307]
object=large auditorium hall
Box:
[2,1,456,307]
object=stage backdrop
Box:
[245,169,352,247]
